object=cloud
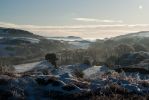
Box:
[1,21,149,30]
[74,18,123,23]
[0,22,20,28]
[0,21,149,39]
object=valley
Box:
[0,27,149,100]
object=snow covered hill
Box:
[0,27,69,66]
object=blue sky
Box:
[0,0,149,39]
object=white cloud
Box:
[74,18,99,22]
[0,22,21,28]
[74,18,123,23]
[0,21,149,39]
[1,21,149,29]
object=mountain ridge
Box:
[112,31,149,40]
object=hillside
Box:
[0,27,40,38]
[0,30,149,99]
[113,31,149,40]
[91,31,149,50]
[0,27,69,65]
[87,31,149,70]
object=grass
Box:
[0,73,148,100]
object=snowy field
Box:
[0,60,146,99]
[14,61,42,73]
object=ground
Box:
[3,60,147,100]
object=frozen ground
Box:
[7,60,148,99]
[14,61,42,73]
[14,61,105,78]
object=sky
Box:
[0,0,149,39]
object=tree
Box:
[114,44,135,57]
[45,53,58,68]
[132,43,147,52]
[83,59,91,66]
[106,56,118,67]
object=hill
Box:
[0,27,69,65]
[113,31,149,40]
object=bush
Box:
[133,44,147,52]
[41,69,51,75]
[139,81,149,87]
[106,56,118,67]
[62,84,76,91]
[0,65,14,74]
[5,47,15,51]
[109,84,128,94]
[45,53,58,68]
[35,77,60,86]
[73,69,84,78]
[115,67,149,74]
[83,59,91,66]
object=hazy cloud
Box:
[74,18,123,23]
[0,21,149,39]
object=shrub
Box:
[35,77,46,85]
[83,59,91,66]
[62,84,76,91]
[5,47,15,51]
[73,69,84,78]
[70,81,90,89]
[0,65,15,74]
[133,44,147,52]
[46,77,62,86]
[109,84,128,94]
[115,67,149,74]
[41,69,51,75]
[106,56,118,67]
[36,77,60,86]
[45,53,58,68]
[139,81,149,87]
[0,78,10,85]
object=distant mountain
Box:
[67,36,82,39]
[47,36,82,42]
[0,27,44,45]
[47,36,92,49]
